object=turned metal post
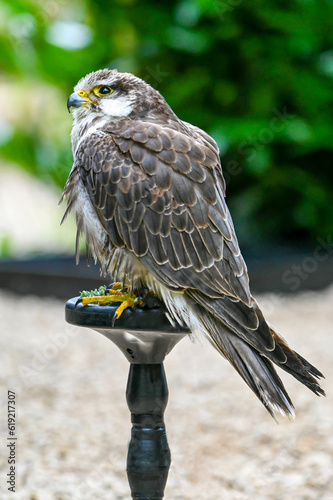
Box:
[65,298,189,499]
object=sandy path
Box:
[1,288,332,500]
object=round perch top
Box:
[65,297,189,333]
[65,297,190,364]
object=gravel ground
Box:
[1,287,332,500]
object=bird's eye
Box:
[99,86,112,94]
[93,86,114,96]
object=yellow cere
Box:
[76,89,90,99]
[74,89,95,107]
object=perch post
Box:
[65,297,189,499]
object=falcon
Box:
[62,68,324,419]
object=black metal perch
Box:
[65,298,190,499]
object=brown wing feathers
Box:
[76,121,244,285]
[74,121,256,302]
[73,119,324,416]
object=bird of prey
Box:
[63,69,324,419]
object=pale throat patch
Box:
[100,95,134,117]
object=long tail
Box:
[187,292,325,420]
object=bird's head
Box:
[67,68,169,123]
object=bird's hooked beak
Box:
[67,90,91,113]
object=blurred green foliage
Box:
[1,0,333,248]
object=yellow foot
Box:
[81,292,138,307]
[107,282,122,291]
[112,298,135,326]
[78,283,142,326]
[112,294,143,326]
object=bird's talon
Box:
[75,298,83,307]
[113,299,135,323]
[79,287,141,325]
[106,282,122,292]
